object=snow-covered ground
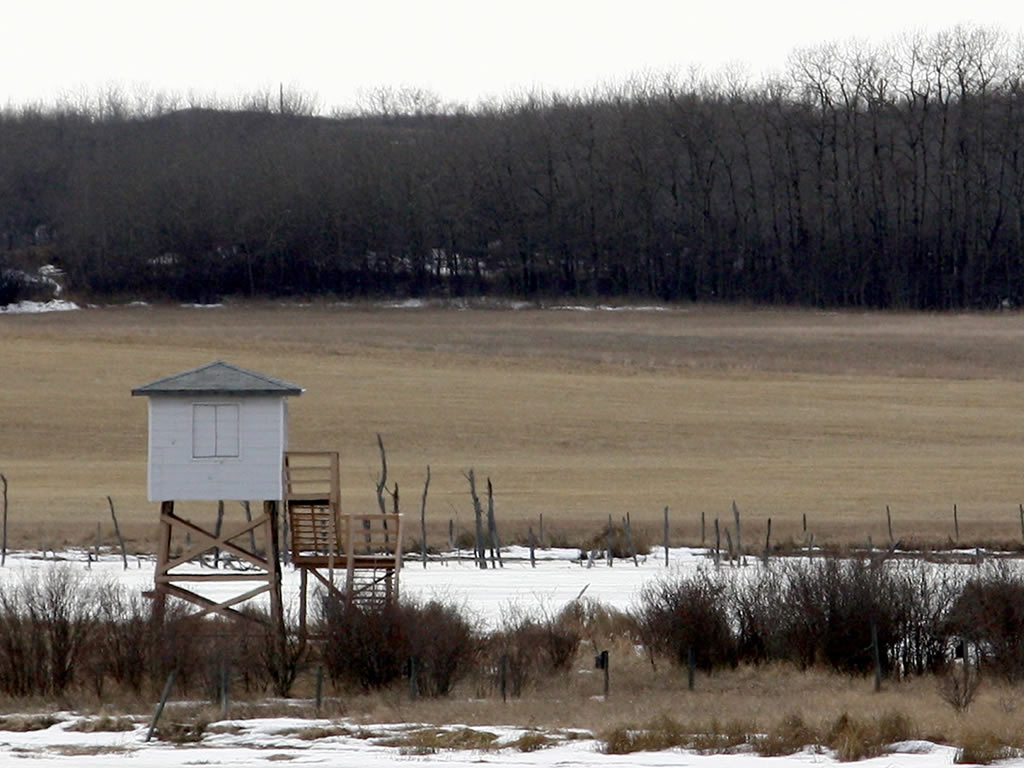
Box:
[0,548,1016,765]
[0,298,78,314]
[0,713,972,768]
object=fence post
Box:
[499,654,508,702]
[664,506,670,566]
[688,647,696,691]
[315,666,324,714]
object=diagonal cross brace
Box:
[160,512,268,573]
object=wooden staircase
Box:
[284,451,403,634]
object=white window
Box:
[192,404,240,458]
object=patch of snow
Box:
[180,303,224,308]
[0,299,79,314]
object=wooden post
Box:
[601,650,610,699]
[624,513,638,566]
[871,619,882,692]
[220,661,230,720]
[802,513,807,536]
[714,518,720,566]
[700,509,705,546]
[486,478,503,568]
[315,666,324,714]
[265,500,285,644]
[664,506,670,566]
[886,505,894,545]
[242,501,257,554]
[763,517,772,565]
[448,519,454,554]
[607,514,614,567]
[146,669,177,742]
[953,504,959,543]
[214,501,225,568]
[154,500,173,624]
[732,501,743,565]
[420,465,430,568]
[528,525,536,568]
[409,657,419,700]
[499,654,508,702]
[108,496,128,570]
[1,473,7,566]
[467,470,487,569]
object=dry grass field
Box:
[3,300,1024,552]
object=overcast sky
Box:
[3,0,1022,112]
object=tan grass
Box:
[4,302,1024,549]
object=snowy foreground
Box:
[0,548,1011,767]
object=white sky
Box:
[2,0,1023,112]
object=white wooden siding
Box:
[147,396,286,501]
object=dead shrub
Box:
[756,713,816,756]
[632,569,735,672]
[490,606,581,697]
[945,567,1024,680]
[319,596,476,695]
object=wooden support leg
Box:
[299,567,308,640]
[264,500,285,639]
[154,501,173,625]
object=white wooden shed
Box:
[132,361,303,502]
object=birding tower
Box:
[133,361,403,629]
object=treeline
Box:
[4,26,1024,308]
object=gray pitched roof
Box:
[131,361,303,397]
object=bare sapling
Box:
[420,465,430,568]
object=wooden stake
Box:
[448,518,454,554]
[802,513,807,535]
[0,473,7,567]
[953,503,959,543]
[886,505,893,545]
[420,465,431,568]
[763,517,772,565]
[687,646,696,691]
[699,509,704,546]
[624,513,638,566]
[732,501,743,565]
[714,518,721,566]
[108,496,128,570]
[487,478,503,568]
[529,525,536,568]
[664,506,670,567]
[607,514,614,567]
